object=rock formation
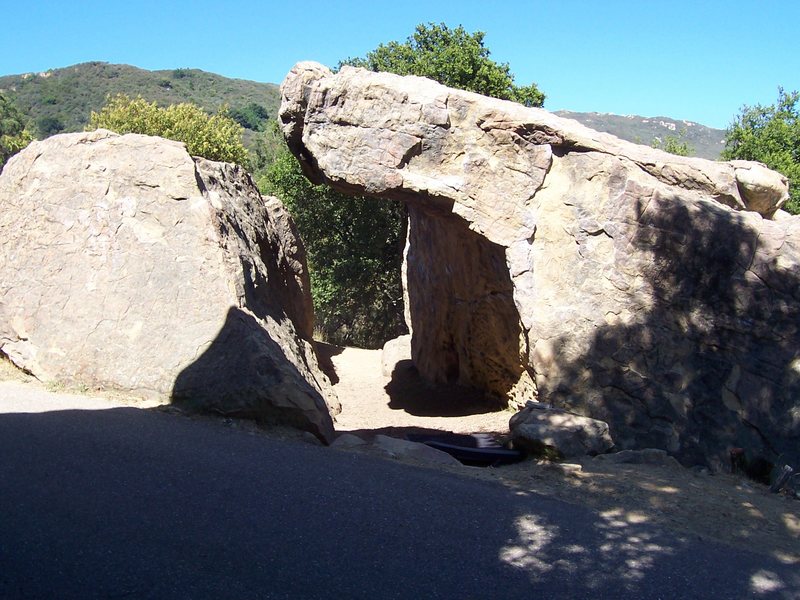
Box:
[0,130,339,443]
[280,62,799,468]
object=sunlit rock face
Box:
[280,61,799,468]
[0,130,339,443]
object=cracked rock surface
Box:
[280,62,799,467]
[0,130,339,443]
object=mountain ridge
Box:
[554,110,725,160]
[0,62,280,144]
[0,62,725,160]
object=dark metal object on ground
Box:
[405,433,525,467]
[769,464,796,494]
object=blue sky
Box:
[2,0,798,129]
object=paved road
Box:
[0,388,797,599]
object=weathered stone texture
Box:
[280,62,799,467]
[0,130,338,442]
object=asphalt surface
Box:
[0,393,798,598]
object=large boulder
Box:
[509,401,614,459]
[0,130,339,443]
[381,334,411,378]
[279,62,800,468]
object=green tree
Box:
[229,102,270,131]
[651,129,694,157]
[341,22,545,106]
[259,145,406,347]
[249,120,287,175]
[1,93,33,168]
[722,88,800,214]
[88,94,248,165]
[260,22,546,348]
[36,115,65,137]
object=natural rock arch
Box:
[279,62,799,468]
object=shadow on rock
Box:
[541,194,800,470]
[171,306,335,443]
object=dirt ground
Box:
[2,348,797,565]
[321,344,800,566]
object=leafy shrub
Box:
[36,115,65,137]
[229,102,270,131]
[723,88,800,214]
[341,22,545,107]
[88,94,248,165]
[1,93,33,167]
[651,129,694,156]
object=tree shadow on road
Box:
[0,405,796,598]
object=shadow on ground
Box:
[384,359,508,417]
[314,341,343,385]
[0,405,796,598]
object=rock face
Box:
[0,130,339,442]
[280,62,800,467]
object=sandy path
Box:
[0,377,166,414]
[326,345,513,437]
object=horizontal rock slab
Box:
[0,130,339,443]
[280,62,800,467]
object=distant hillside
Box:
[0,62,280,147]
[0,62,727,161]
[555,111,726,160]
